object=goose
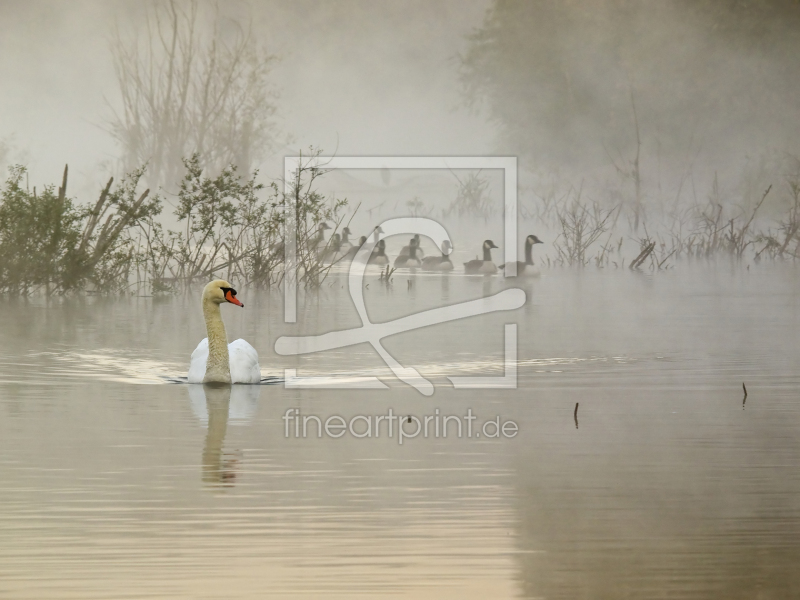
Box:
[310,222,331,249]
[368,239,389,265]
[394,238,422,268]
[339,227,353,254]
[320,233,341,263]
[343,235,367,261]
[371,225,384,244]
[422,240,454,271]
[500,234,544,276]
[188,280,261,384]
[398,234,425,259]
[464,240,499,274]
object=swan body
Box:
[500,234,543,277]
[464,240,499,274]
[188,280,261,384]
[188,338,260,384]
[422,239,454,271]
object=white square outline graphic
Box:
[281,156,519,391]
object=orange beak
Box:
[225,290,244,307]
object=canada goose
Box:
[310,222,331,249]
[340,227,353,254]
[422,240,454,271]
[320,233,341,262]
[343,235,367,261]
[371,225,384,244]
[398,233,425,259]
[368,239,389,265]
[394,238,422,268]
[464,240,499,274]
[500,234,544,276]
[188,280,261,384]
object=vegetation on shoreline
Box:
[2,149,798,297]
[530,165,800,271]
[0,150,348,296]
[0,164,158,295]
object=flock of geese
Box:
[317,224,544,276]
[188,229,544,385]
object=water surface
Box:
[1,263,799,599]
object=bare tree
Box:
[604,88,645,231]
[108,0,279,191]
[445,170,495,222]
[553,189,618,267]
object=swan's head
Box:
[526,234,544,245]
[483,240,498,250]
[203,279,244,307]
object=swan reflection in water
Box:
[187,383,260,487]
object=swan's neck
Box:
[203,299,231,383]
[483,246,493,262]
[524,243,534,265]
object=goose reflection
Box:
[187,383,260,486]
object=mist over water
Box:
[1,1,800,598]
[1,265,800,598]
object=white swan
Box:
[188,280,261,384]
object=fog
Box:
[0,0,493,197]
[2,3,800,597]
[2,1,799,213]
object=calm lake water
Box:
[1,262,799,599]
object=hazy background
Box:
[2,5,800,596]
[0,0,493,198]
[2,0,800,229]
